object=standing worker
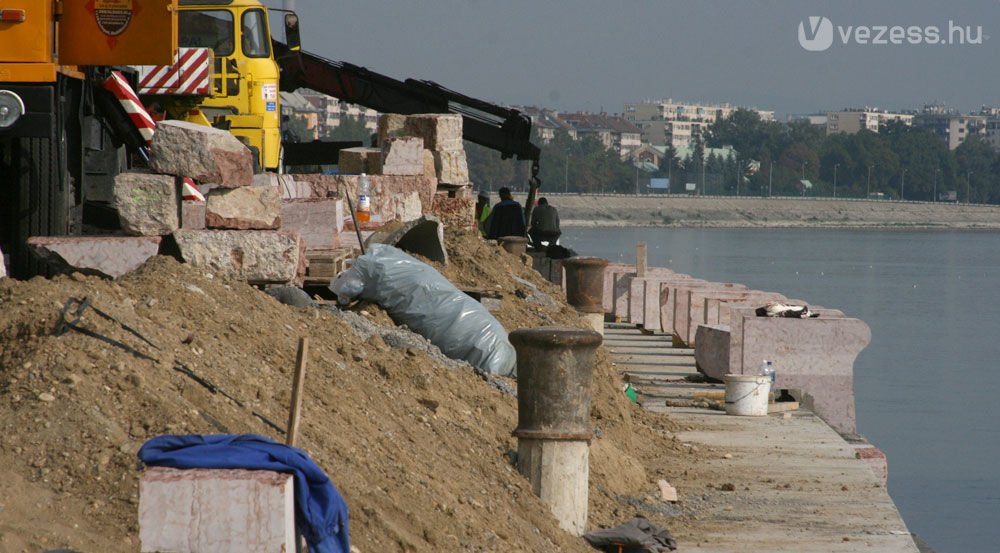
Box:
[475,191,492,237]
[528,197,561,248]
[485,187,526,239]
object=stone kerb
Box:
[683,289,787,346]
[601,263,633,313]
[727,306,871,435]
[614,268,680,324]
[668,281,747,345]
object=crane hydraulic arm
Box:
[272,41,542,221]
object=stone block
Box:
[364,215,447,264]
[338,147,382,175]
[281,199,344,251]
[433,149,470,185]
[292,174,438,221]
[173,229,303,284]
[278,174,313,200]
[139,467,295,553]
[429,193,475,230]
[181,201,206,230]
[149,120,253,188]
[404,113,464,151]
[114,172,179,236]
[205,185,282,230]
[423,149,436,178]
[377,113,409,145]
[25,236,161,278]
[380,137,425,176]
[0,245,6,278]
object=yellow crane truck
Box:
[1,0,540,278]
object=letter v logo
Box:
[798,16,834,51]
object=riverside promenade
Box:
[604,323,920,552]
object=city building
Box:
[280,89,379,141]
[825,108,914,135]
[557,112,642,155]
[623,99,774,148]
[914,105,986,150]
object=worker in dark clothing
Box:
[485,187,526,239]
[528,197,561,248]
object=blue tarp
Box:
[138,434,349,553]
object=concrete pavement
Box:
[604,323,920,553]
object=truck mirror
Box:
[284,14,301,51]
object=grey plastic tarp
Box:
[329,244,516,377]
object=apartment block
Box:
[623,99,774,148]
[826,108,914,135]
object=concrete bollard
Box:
[510,326,602,536]
[563,256,609,335]
[498,235,529,256]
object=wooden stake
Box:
[286,337,309,446]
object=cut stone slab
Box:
[281,198,344,250]
[139,467,294,553]
[291,174,438,220]
[404,113,464,151]
[381,137,425,176]
[278,173,312,200]
[433,149,470,185]
[0,245,6,278]
[364,215,447,264]
[205,185,282,230]
[173,229,303,284]
[27,236,162,278]
[181,201,206,230]
[114,172,179,236]
[149,120,253,188]
[338,147,382,175]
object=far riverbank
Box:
[519,194,1000,229]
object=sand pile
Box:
[0,229,699,552]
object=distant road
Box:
[522,193,1000,229]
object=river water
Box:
[562,226,1000,553]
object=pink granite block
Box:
[139,467,294,553]
[281,199,344,251]
[685,289,786,345]
[27,235,162,279]
[670,282,747,346]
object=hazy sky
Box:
[265,1,999,118]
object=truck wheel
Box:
[0,118,71,278]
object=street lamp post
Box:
[768,160,773,197]
[833,163,839,198]
[801,162,808,197]
[564,155,569,193]
[933,168,939,202]
[967,171,973,204]
[735,156,740,196]
[900,168,906,201]
[867,164,875,198]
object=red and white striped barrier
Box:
[102,71,156,148]
[181,177,205,202]
[137,47,212,96]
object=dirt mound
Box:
[0,230,699,552]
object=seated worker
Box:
[485,187,526,239]
[528,197,561,248]
[475,191,491,237]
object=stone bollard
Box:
[498,235,529,256]
[510,326,602,536]
[563,256,609,335]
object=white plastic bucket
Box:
[724,374,771,416]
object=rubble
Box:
[149,120,253,187]
[113,172,179,236]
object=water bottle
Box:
[356,173,372,223]
[759,359,775,384]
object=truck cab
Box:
[162,0,282,170]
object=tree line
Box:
[463,109,1000,204]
